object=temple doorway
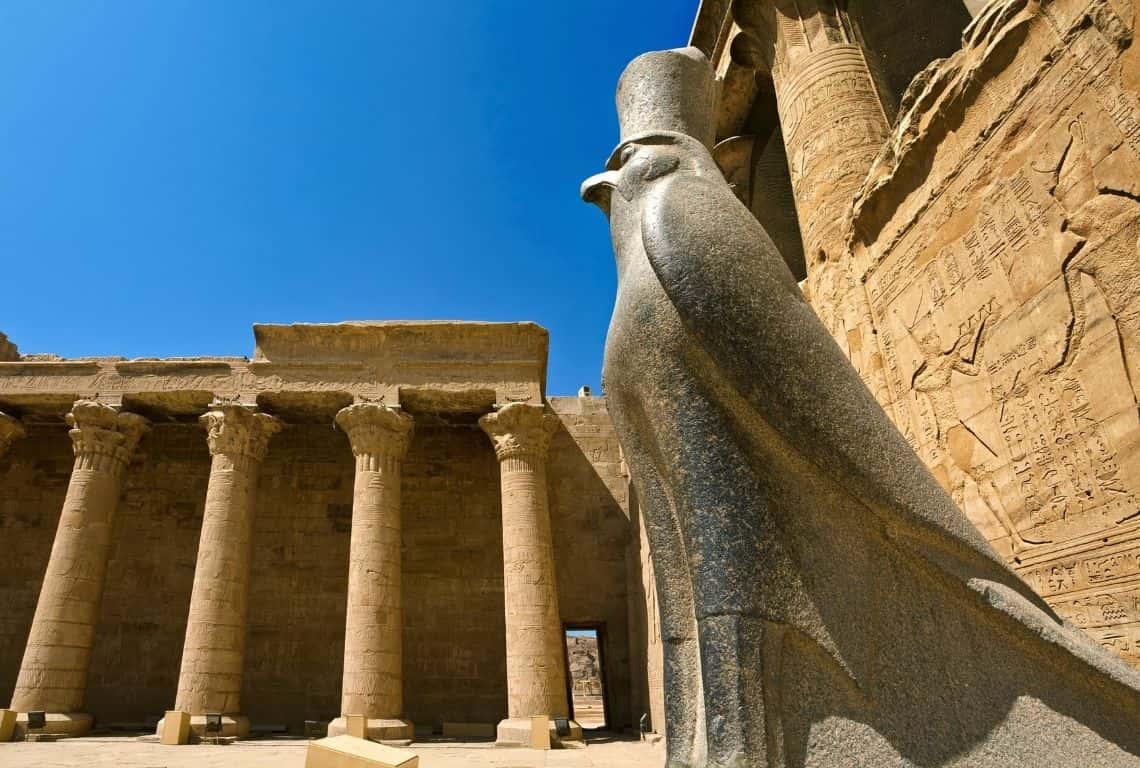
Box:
[563,625,608,731]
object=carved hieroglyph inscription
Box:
[844,0,1140,665]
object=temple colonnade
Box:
[0,399,576,744]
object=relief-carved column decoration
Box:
[328,403,415,741]
[479,403,579,745]
[168,405,281,739]
[734,0,898,418]
[0,411,26,459]
[9,401,148,737]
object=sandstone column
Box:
[479,403,578,744]
[328,403,414,742]
[758,1,892,269]
[168,405,281,739]
[0,411,26,459]
[736,1,898,415]
[9,401,148,737]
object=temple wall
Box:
[242,423,354,727]
[548,396,633,730]
[0,397,631,732]
[401,424,506,727]
[0,425,72,708]
[845,0,1140,664]
[692,0,1140,675]
[89,425,209,724]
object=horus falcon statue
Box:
[581,46,1140,768]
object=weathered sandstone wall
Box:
[846,0,1140,662]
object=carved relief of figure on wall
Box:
[1045,117,1140,406]
[905,306,1050,555]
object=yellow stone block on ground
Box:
[346,714,367,739]
[0,709,15,742]
[160,710,190,745]
[441,721,495,739]
[530,715,551,749]
[305,734,418,768]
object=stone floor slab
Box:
[0,735,664,768]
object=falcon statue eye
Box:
[620,144,638,166]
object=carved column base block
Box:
[11,711,93,740]
[494,717,581,748]
[159,710,191,745]
[327,716,414,743]
[0,709,14,742]
[154,712,249,741]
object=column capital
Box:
[0,411,26,457]
[335,403,414,460]
[479,403,559,462]
[200,405,282,461]
[66,400,149,474]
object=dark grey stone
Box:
[582,46,1140,768]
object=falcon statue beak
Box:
[581,170,621,216]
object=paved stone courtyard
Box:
[0,735,663,767]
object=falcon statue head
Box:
[580,46,718,218]
[581,133,721,216]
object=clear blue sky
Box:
[0,1,693,395]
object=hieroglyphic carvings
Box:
[842,0,1140,669]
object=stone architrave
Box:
[328,403,415,742]
[0,411,26,459]
[9,400,148,738]
[167,405,281,739]
[582,45,1140,767]
[479,403,579,745]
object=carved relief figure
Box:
[904,308,1050,555]
[1048,117,1140,405]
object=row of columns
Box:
[1,400,575,743]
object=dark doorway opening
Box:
[563,623,609,731]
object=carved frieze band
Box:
[479,403,559,464]
[66,400,149,476]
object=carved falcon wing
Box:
[639,168,1043,601]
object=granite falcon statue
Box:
[582,47,1140,768]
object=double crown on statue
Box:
[606,46,720,170]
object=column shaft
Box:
[480,403,577,744]
[172,406,279,735]
[9,401,146,736]
[738,1,898,415]
[333,403,414,740]
[175,452,259,715]
[499,452,566,719]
